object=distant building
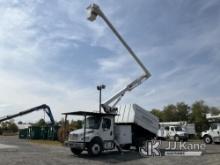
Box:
[17,123,31,130]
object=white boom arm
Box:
[87,4,151,113]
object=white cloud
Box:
[0,69,99,122]
[97,55,129,72]
[0,0,219,123]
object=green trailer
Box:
[47,126,59,140]
[28,126,42,139]
[41,126,49,139]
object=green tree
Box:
[75,120,82,129]
[176,102,190,121]
[163,104,177,121]
[190,100,209,133]
[34,119,47,127]
[151,109,163,121]
[18,121,23,125]
[1,122,9,131]
[0,121,18,133]
[8,123,18,132]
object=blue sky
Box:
[0,0,220,122]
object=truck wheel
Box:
[203,135,212,144]
[88,140,103,156]
[70,148,82,155]
[174,135,180,142]
[183,138,188,142]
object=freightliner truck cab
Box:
[64,111,116,156]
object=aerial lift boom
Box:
[0,104,55,125]
[87,4,151,113]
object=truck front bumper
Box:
[64,141,85,150]
[213,137,220,142]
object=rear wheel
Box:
[70,148,82,155]
[183,138,188,142]
[88,140,103,156]
[203,135,212,144]
[135,137,145,151]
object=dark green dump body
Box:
[19,128,28,139]
[19,125,59,140]
[47,126,59,140]
[28,126,42,139]
[41,126,49,139]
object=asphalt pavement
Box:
[0,136,219,165]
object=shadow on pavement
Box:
[73,150,144,164]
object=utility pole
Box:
[97,84,105,113]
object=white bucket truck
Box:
[157,122,189,141]
[64,3,158,156]
[201,114,220,144]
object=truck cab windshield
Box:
[85,116,101,129]
[175,126,183,131]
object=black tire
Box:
[203,135,212,144]
[70,148,82,155]
[135,137,145,151]
[183,138,188,142]
[121,144,131,150]
[88,140,103,156]
[174,135,180,142]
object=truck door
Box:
[100,117,114,141]
[164,126,169,137]
[210,123,220,138]
[169,126,176,138]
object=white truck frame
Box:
[201,114,220,144]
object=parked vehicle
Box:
[201,114,220,144]
[64,104,159,156]
[201,123,220,144]
[183,123,196,138]
[157,125,188,141]
[64,3,156,156]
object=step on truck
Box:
[64,104,159,156]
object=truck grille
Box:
[69,134,78,141]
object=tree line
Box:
[150,100,220,133]
[1,100,219,136]
[0,120,18,135]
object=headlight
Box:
[87,130,94,134]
